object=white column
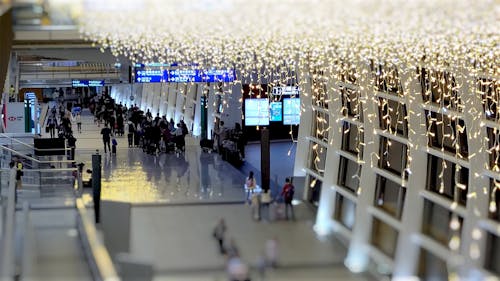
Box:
[159,82,168,117]
[207,83,217,136]
[315,69,343,235]
[344,61,379,272]
[175,83,186,122]
[393,65,428,277]
[456,69,490,280]
[221,82,243,129]
[293,65,313,177]
[166,83,177,121]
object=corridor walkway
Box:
[45,110,375,281]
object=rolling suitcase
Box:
[200,138,214,153]
[128,133,133,147]
[112,144,117,154]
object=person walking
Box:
[46,115,58,138]
[75,112,82,133]
[245,171,260,220]
[67,133,77,160]
[265,237,279,268]
[280,178,295,220]
[100,124,112,154]
[213,218,227,254]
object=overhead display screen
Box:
[283,98,300,125]
[272,86,299,96]
[135,68,236,83]
[135,69,164,83]
[245,98,269,126]
[269,101,282,122]
[72,80,105,87]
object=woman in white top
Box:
[75,113,82,133]
[245,171,261,220]
[245,171,257,199]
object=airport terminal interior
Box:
[0,0,499,280]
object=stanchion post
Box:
[92,150,102,224]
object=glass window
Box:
[371,217,398,258]
[308,141,327,176]
[374,175,406,219]
[337,61,357,84]
[418,68,462,111]
[426,111,468,158]
[378,98,408,137]
[341,121,363,157]
[371,62,403,96]
[312,75,329,109]
[307,175,322,206]
[487,127,500,172]
[338,156,361,194]
[379,136,408,178]
[479,78,500,121]
[312,110,329,142]
[340,87,362,120]
[418,247,449,281]
[485,232,500,275]
[426,155,468,206]
[333,193,356,230]
[489,179,500,222]
[422,199,463,247]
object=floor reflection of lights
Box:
[96,150,246,203]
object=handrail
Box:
[75,199,120,281]
[0,133,71,152]
[20,202,34,279]
[0,133,34,151]
[0,168,76,173]
[0,169,17,279]
[1,145,74,165]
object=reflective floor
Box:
[77,147,247,204]
[60,110,376,281]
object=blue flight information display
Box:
[135,68,236,83]
[72,80,105,87]
[283,98,301,125]
[269,102,282,122]
[135,69,164,83]
[245,98,269,126]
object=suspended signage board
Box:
[134,68,236,83]
[72,80,105,87]
[272,86,299,96]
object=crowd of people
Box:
[90,93,189,155]
[245,172,296,222]
[44,92,192,159]
[45,102,78,160]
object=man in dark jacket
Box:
[100,124,112,153]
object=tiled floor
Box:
[52,110,376,281]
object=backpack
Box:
[285,184,295,201]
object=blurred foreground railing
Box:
[76,198,120,281]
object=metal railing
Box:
[0,133,72,157]
[0,134,120,281]
[0,169,18,279]
[1,142,73,168]
[76,199,121,281]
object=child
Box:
[112,138,117,154]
